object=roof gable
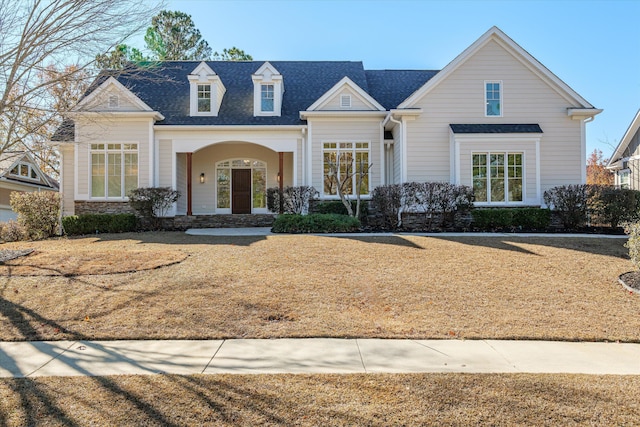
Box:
[0,151,55,188]
[398,26,595,110]
[608,109,640,168]
[73,76,155,112]
[306,76,384,111]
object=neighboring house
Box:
[607,109,640,189]
[55,26,600,219]
[0,151,59,221]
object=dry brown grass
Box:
[0,373,638,426]
[0,232,638,342]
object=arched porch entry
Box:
[177,141,294,215]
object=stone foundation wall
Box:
[74,201,135,215]
[160,214,276,230]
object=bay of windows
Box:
[472,152,522,203]
[91,143,138,198]
[323,142,369,196]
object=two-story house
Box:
[55,27,600,220]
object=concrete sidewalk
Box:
[185,228,628,238]
[1,339,638,378]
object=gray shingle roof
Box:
[71,61,440,128]
[449,124,543,133]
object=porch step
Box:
[167,214,276,230]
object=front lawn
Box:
[0,232,637,342]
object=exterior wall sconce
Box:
[200,172,205,184]
[276,172,281,183]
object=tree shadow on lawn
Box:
[425,235,628,258]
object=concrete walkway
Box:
[1,339,638,378]
[185,228,628,238]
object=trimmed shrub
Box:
[472,208,551,231]
[543,184,588,230]
[272,213,360,233]
[371,184,402,230]
[0,220,27,242]
[128,187,180,230]
[10,191,60,239]
[267,186,318,214]
[625,222,640,270]
[62,214,138,235]
[312,200,369,219]
[588,186,640,228]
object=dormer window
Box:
[197,84,211,112]
[188,62,225,117]
[252,62,283,117]
[10,162,38,181]
[261,84,274,112]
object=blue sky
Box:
[154,0,640,159]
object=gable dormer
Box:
[252,62,284,117]
[188,62,225,117]
[306,76,385,112]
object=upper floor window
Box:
[197,84,211,112]
[10,162,38,180]
[619,170,630,189]
[261,84,274,112]
[90,143,138,198]
[485,81,502,116]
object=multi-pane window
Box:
[91,143,138,198]
[323,142,369,196]
[485,82,501,116]
[197,84,211,112]
[215,160,267,210]
[10,163,38,180]
[473,152,522,203]
[261,84,274,112]
[620,170,630,189]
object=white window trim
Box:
[215,158,269,213]
[618,168,631,189]
[260,84,275,113]
[196,84,212,113]
[187,67,225,117]
[252,62,283,117]
[9,162,40,182]
[484,80,503,117]
[340,94,352,109]
[89,142,139,200]
[472,151,525,206]
[321,140,371,199]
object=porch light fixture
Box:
[277,172,281,184]
[200,172,205,184]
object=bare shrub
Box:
[10,191,61,239]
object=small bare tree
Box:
[325,153,372,218]
[0,0,160,159]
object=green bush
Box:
[588,186,640,228]
[472,208,551,231]
[543,184,588,230]
[312,200,369,219]
[10,191,60,239]
[272,213,361,233]
[62,214,138,235]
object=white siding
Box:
[60,144,75,215]
[75,118,152,199]
[407,39,584,195]
[176,153,187,214]
[158,139,173,187]
[310,118,381,196]
[317,88,378,111]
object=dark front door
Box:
[232,169,251,214]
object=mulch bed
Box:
[619,271,640,293]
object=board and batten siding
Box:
[309,118,381,196]
[406,39,584,197]
[74,119,152,198]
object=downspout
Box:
[385,112,404,227]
